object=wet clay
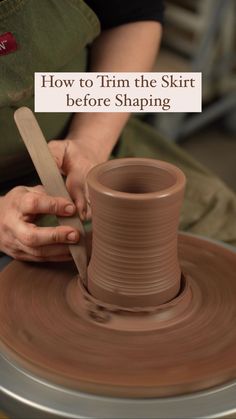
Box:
[66,273,193,332]
[87,159,186,307]
[1,234,236,398]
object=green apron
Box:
[0,0,100,186]
[0,0,236,246]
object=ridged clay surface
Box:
[87,159,186,307]
[0,234,236,398]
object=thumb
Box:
[66,173,87,221]
[48,140,67,173]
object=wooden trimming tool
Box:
[14,107,87,283]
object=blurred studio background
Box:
[151,0,236,191]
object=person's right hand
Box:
[0,185,80,262]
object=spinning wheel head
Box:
[1,158,236,418]
[0,234,236,400]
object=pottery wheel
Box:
[0,234,236,399]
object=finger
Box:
[13,249,72,263]
[25,185,45,194]
[66,175,87,220]
[84,182,92,220]
[15,222,79,247]
[48,140,67,172]
[20,192,76,217]
[86,203,92,220]
[75,190,87,221]
[5,240,71,262]
[18,243,72,259]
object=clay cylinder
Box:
[87,158,186,308]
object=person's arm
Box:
[68,21,162,160]
[49,21,162,217]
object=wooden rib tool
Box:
[14,107,87,283]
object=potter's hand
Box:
[0,186,79,261]
[49,139,97,220]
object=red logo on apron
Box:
[0,32,18,56]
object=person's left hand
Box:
[48,139,98,220]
